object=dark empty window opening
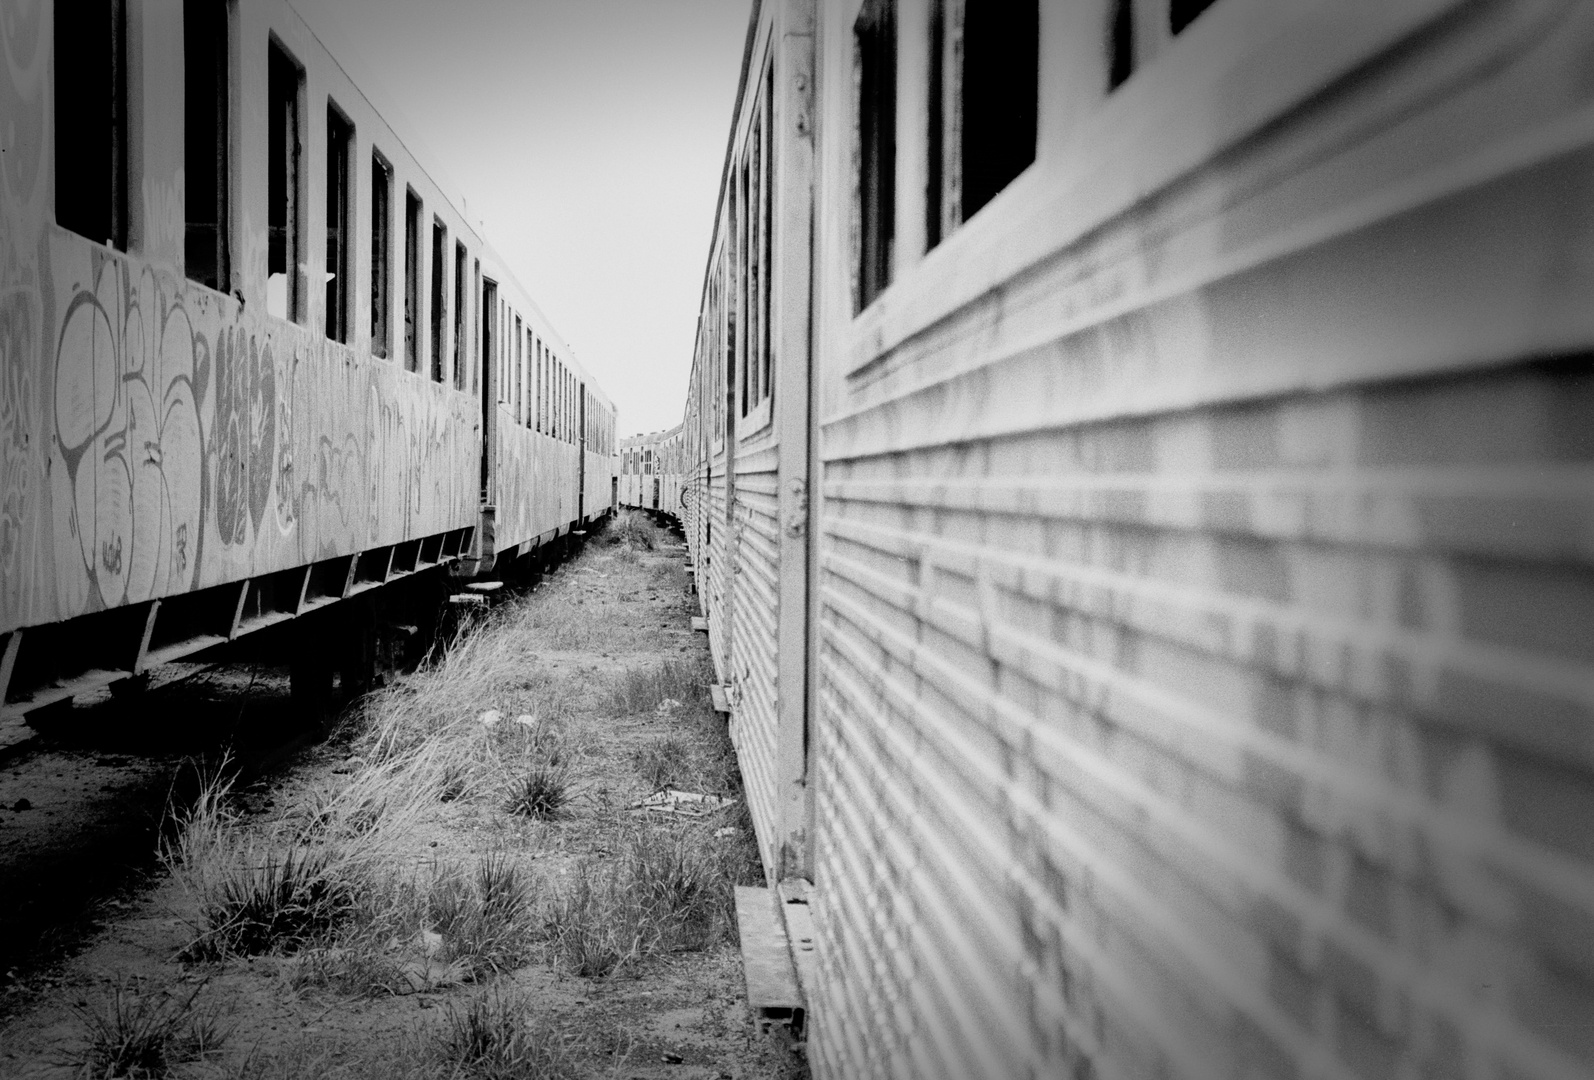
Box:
[268,41,303,321]
[184,0,229,288]
[431,220,447,382]
[532,329,545,430]
[480,278,497,399]
[1109,0,1135,89]
[454,242,468,390]
[1170,0,1219,35]
[472,259,481,394]
[404,189,421,372]
[370,152,393,357]
[514,315,523,418]
[854,0,896,312]
[759,65,774,412]
[56,0,128,250]
[927,0,1038,244]
[325,104,353,343]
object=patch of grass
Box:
[434,989,575,1079]
[429,853,535,978]
[504,765,571,820]
[187,846,357,959]
[544,820,756,976]
[69,978,226,1078]
[604,510,659,551]
[631,735,692,791]
[603,660,706,719]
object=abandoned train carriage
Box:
[0,0,615,720]
[618,425,685,517]
[684,0,1594,1078]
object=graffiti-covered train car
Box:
[0,0,615,724]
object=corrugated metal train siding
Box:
[807,2,1594,1077]
[730,443,785,879]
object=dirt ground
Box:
[0,518,808,1080]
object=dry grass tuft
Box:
[504,765,572,820]
[603,510,660,551]
[603,659,706,720]
[542,818,753,977]
[68,978,227,1078]
[631,735,692,791]
[433,989,575,1079]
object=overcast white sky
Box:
[309,0,752,437]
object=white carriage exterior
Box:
[683,1,1594,1078]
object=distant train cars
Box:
[678,2,1594,1079]
[618,425,684,517]
[0,0,615,721]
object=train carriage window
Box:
[854,0,897,311]
[525,329,535,429]
[57,0,128,251]
[514,315,524,420]
[431,219,447,382]
[184,0,230,288]
[454,242,468,390]
[1110,0,1223,90]
[481,278,497,398]
[325,104,354,344]
[1108,0,1135,90]
[536,340,544,433]
[370,152,393,357]
[925,0,1037,247]
[404,190,421,371]
[760,61,774,411]
[1170,0,1219,35]
[472,259,481,394]
[268,42,304,321]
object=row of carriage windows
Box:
[488,308,604,450]
[854,0,1219,311]
[55,0,491,397]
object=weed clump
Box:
[69,978,226,1078]
[543,821,753,976]
[193,846,357,958]
[632,735,692,791]
[604,510,660,551]
[434,989,574,1079]
[504,765,571,820]
[604,660,706,719]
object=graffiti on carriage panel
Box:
[209,324,276,547]
[274,349,367,559]
[0,290,39,618]
[50,244,208,612]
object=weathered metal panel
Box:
[2,192,478,638]
[804,1,1594,1079]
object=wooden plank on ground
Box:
[466,581,504,593]
[734,886,802,1013]
[691,616,708,632]
[710,684,730,714]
